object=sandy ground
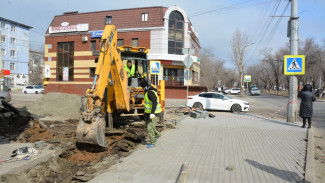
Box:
[1,93,183,183]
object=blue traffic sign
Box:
[284,55,305,75]
[91,30,103,38]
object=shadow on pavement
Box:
[245,159,305,183]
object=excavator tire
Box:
[76,116,108,147]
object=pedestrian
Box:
[140,79,161,148]
[298,84,316,128]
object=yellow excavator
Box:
[76,25,165,147]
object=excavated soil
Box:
[0,118,161,183]
[26,92,82,119]
[0,99,182,183]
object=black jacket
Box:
[144,85,160,115]
[298,85,316,118]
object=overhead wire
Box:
[245,0,283,64]
[264,1,290,44]
[189,0,278,18]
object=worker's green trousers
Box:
[145,116,161,144]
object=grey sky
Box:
[1,0,324,68]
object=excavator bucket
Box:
[76,117,108,147]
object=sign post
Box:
[284,55,305,122]
[150,61,161,85]
[182,48,194,106]
[244,75,251,94]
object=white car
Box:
[186,92,249,112]
[22,85,44,94]
[227,88,241,95]
[223,88,231,94]
[250,88,260,95]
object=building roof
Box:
[0,17,33,29]
[46,6,168,34]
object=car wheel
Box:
[193,102,203,110]
[24,91,27,94]
[35,91,39,94]
[231,104,242,113]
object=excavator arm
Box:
[76,25,131,147]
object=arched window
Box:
[168,11,184,55]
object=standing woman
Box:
[298,84,316,128]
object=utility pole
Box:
[287,0,299,122]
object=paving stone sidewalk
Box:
[90,112,307,183]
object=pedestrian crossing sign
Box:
[244,75,251,82]
[150,61,161,75]
[284,55,305,75]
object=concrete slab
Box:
[0,143,56,178]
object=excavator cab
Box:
[119,46,149,87]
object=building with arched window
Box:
[44,6,201,97]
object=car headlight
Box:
[244,103,249,105]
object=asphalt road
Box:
[248,93,325,136]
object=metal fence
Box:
[163,76,184,86]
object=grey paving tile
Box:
[90,113,307,183]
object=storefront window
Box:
[57,42,74,81]
[163,68,184,86]
[168,11,184,55]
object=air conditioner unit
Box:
[82,37,88,42]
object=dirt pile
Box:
[1,118,150,183]
[27,92,81,119]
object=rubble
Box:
[0,101,31,143]
[0,96,184,182]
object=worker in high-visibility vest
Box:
[140,79,161,148]
[124,60,138,86]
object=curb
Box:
[304,128,315,183]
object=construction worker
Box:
[125,60,138,86]
[140,79,161,148]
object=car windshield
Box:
[252,88,258,91]
[224,95,231,99]
[35,86,41,89]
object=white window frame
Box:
[1,48,5,56]
[10,62,15,70]
[105,16,112,25]
[10,50,16,57]
[141,13,148,21]
[0,22,5,29]
[11,25,16,32]
[1,35,6,43]
[10,37,16,45]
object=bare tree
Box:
[261,47,288,94]
[200,47,227,90]
[231,29,251,97]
